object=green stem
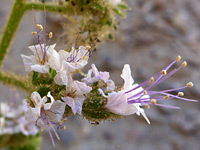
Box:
[0,0,26,68]
[25,2,68,13]
[0,71,33,92]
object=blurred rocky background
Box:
[0,0,200,150]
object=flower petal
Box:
[21,54,37,72]
[63,61,87,72]
[54,70,69,86]
[121,64,134,90]
[31,64,49,73]
[31,92,42,108]
[25,107,40,123]
[45,100,66,123]
[48,48,62,71]
[44,92,55,110]
[62,96,77,114]
[71,81,92,96]
[105,91,128,115]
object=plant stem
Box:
[25,2,68,13]
[0,71,33,92]
[0,0,26,68]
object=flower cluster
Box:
[20,24,198,146]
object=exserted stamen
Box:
[125,56,180,96]
[154,104,180,109]
[42,8,47,63]
[125,56,198,110]
[148,91,198,102]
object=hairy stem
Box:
[0,0,26,67]
[0,71,33,92]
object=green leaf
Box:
[113,8,125,17]
[118,4,129,10]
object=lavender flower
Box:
[102,64,150,124]
[82,64,115,91]
[101,56,198,124]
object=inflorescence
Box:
[1,15,198,147]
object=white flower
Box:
[104,64,150,124]
[21,44,56,73]
[62,81,92,115]
[47,46,89,85]
[82,64,115,91]
[61,46,89,72]
[25,91,66,130]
